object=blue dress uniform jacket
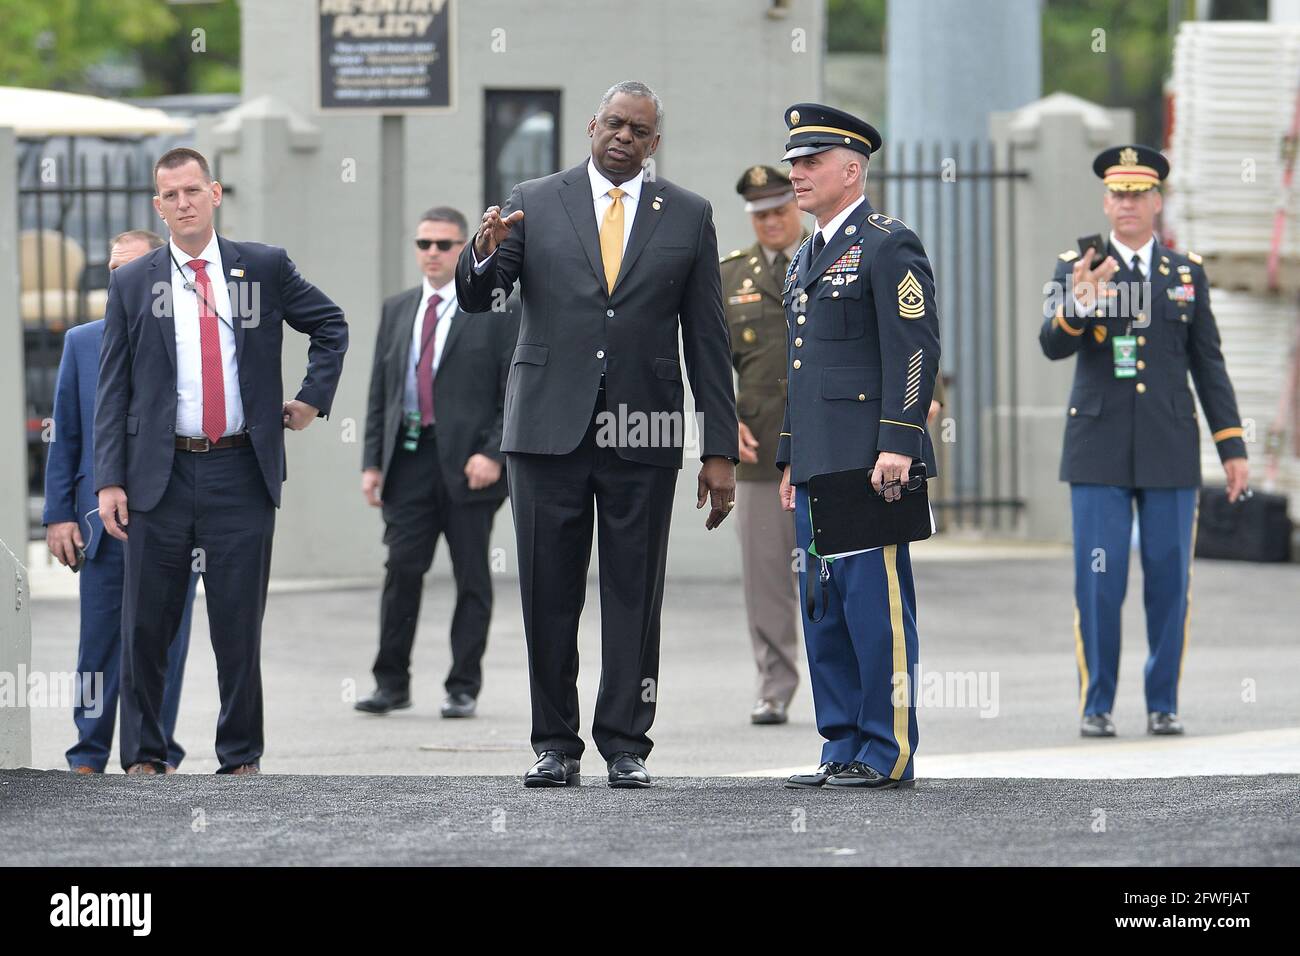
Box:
[775,199,940,482]
[1039,241,1247,488]
[776,197,940,782]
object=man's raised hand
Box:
[1071,247,1120,312]
[474,206,524,258]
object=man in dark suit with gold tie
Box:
[457,81,739,789]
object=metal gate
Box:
[868,141,1029,531]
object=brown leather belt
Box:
[175,432,251,452]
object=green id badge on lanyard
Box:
[1113,335,1137,378]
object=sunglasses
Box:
[415,238,463,251]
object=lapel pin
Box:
[231,268,245,277]
[844,225,857,236]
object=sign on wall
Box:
[317,0,455,113]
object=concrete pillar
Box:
[0,129,27,558]
[199,96,391,580]
[0,538,32,768]
[990,93,1134,541]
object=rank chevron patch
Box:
[897,270,925,319]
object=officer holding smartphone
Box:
[1040,145,1249,739]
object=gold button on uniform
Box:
[1136,382,1146,394]
[794,337,803,347]
[858,393,866,401]
[1137,312,1145,323]
[799,293,808,303]
[1137,335,1146,346]
[792,359,801,369]
[1070,407,1078,416]
[1136,360,1145,370]
[797,316,806,325]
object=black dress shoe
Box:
[440,693,477,718]
[784,761,848,789]
[1147,712,1184,735]
[354,688,411,714]
[524,751,580,788]
[1080,712,1116,737]
[607,752,652,789]
[825,761,915,790]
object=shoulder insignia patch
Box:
[720,248,744,263]
[868,213,906,234]
[1059,249,1079,262]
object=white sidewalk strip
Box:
[736,727,1300,779]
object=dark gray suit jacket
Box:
[362,286,518,504]
[455,161,738,469]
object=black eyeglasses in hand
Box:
[876,473,926,497]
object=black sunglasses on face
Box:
[415,238,463,251]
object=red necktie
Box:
[187,260,226,443]
[416,293,442,427]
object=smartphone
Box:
[70,544,86,574]
[1077,234,1107,269]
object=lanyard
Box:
[169,250,233,331]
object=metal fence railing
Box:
[870,141,1030,531]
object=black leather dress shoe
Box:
[440,693,477,718]
[1080,712,1116,737]
[354,688,411,714]
[607,752,652,789]
[524,751,580,787]
[825,761,915,790]
[1147,712,1184,735]
[784,761,848,789]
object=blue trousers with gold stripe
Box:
[1070,483,1198,717]
[794,484,919,779]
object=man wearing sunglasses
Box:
[357,207,518,720]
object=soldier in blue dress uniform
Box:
[1040,144,1250,738]
[774,104,941,790]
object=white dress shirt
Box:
[816,195,866,246]
[1109,231,1155,277]
[473,157,646,271]
[170,233,245,437]
[586,157,643,252]
[402,276,459,416]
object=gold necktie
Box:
[600,187,625,293]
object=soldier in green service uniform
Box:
[721,164,809,725]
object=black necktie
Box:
[812,232,825,259]
[1130,254,1144,280]
[773,251,789,277]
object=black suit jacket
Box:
[94,235,348,510]
[362,285,518,504]
[455,161,738,468]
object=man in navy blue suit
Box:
[95,147,348,775]
[44,230,197,774]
